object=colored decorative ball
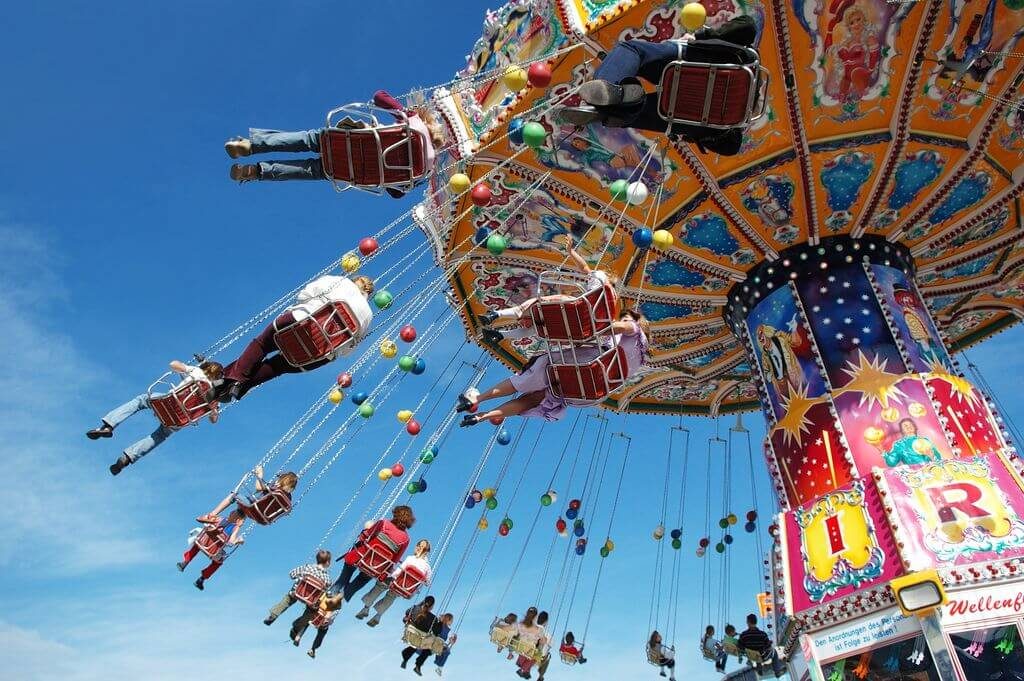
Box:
[471,183,492,207]
[541,493,552,506]
[399,355,416,372]
[574,524,585,537]
[609,179,629,202]
[503,66,528,91]
[573,518,583,529]
[600,547,610,557]
[724,534,734,545]
[604,539,614,551]
[499,524,510,537]
[407,481,419,494]
[626,181,649,205]
[336,372,353,388]
[378,468,392,481]
[341,253,361,273]
[391,463,405,477]
[522,122,547,149]
[478,518,489,531]
[768,523,780,537]
[358,403,374,418]
[471,490,484,503]
[727,513,738,526]
[715,542,726,553]
[449,173,471,194]
[380,340,398,358]
[482,488,496,500]
[507,118,525,145]
[358,237,378,256]
[465,497,476,509]
[328,389,343,404]
[699,537,710,548]
[565,508,578,520]
[501,518,514,530]
[718,518,729,529]
[406,420,421,435]
[546,490,557,504]
[653,525,665,540]
[417,478,427,493]
[671,538,682,550]
[745,521,757,533]
[632,228,654,249]
[670,528,682,540]
[486,233,508,256]
[399,325,417,343]
[397,409,413,423]
[527,62,552,87]
[496,429,512,445]
[681,2,707,31]
[746,510,758,522]
[488,415,505,426]
[696,547,706,558]
[576,537,587,548]
[555,518,567,533]
[373,290,394,310]
[569,499,582,510]
[420,452,435,464]
[486,496,499,510]
[411,358,426,375]
[652,229,674,249]
[351,391,368,405]
[576,546,586,556]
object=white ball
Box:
[626,181,649,205]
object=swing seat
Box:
[388,565,428,599]
[509,638,545,664]
[647,644,675,667]
[237,488,292,526]
[293,575,328,607]
[722,640,744,658]
[194,526,229,559]
[273,301,361,368]
[403,624,445,655]
[355,533,401,580]
[489,619,516,647]
[657,41,769,129]
[547,345,628,405]
[320,104,429,194]
[559,651,581,665]
[309,609,335,629]
[147,372,214,429]
[530,283,618,343]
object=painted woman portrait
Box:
[882,418,943,467]
[824,2,882,103]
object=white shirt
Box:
[288,275,373,343]
[182,364,211,385]
[407,115,436,174]
[391,554,432,583]
[516,622,546,648]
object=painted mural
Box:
[869,264,954,372]
[770,402,854,506]
[820,151,874,231]
[678,212,757,265]
[926,375,1006,458]
[872,150,946,229]
[740,174,798,244]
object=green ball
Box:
[715,542,726,553]
[671,538,682,550]
[420,452,435,464]
[485,497,498,510]
[540,493,552,506]
[502,518,514,530]
[718,518,729,529]
[398,355,416,371]
[407,482,419,494]
[486,233,508,256]
[609,179,629,202]
[522,122,547,149]
[373,290,394,310]
[358,403,374,418]
[600,547,610,558]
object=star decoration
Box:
[929,368,982,409]
[772,384,822,447]
[836,351,908,410]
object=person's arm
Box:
[611,320,639,334]
[373,90,405,114]
[565,240,591,274]
[228,521,245,545]
[207,400,220,424]
[253,465,268,493]
[169,360,190,374]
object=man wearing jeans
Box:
[264,551,332,631]
[738,613,785,677]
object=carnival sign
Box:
[942,581,1024,628]
[811,607,920,661]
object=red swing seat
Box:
[320,103,429,194]
[293,575,328,607]
[547,345,628,405]
[237,488,293,526]
[530,282,618,343]
[194,526,229,559]
[147,372,214,429]
[309,608,336,629]
[388,565,428,599]
[355,532,401,580]
[273,301,361,368]
[656,41,769,129]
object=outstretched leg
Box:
[475,390,546,421]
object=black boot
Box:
[697,128,744,157]
[480,328,505,345]
[109,454,131,476]
[580,79,644,107]
[480,310,499,326]
[459,414,481,428]
[87,423,113,440]
[194,577,205,591]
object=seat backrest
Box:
[195,527,229,558]
[244,489,292,526]
[150,378,213,428]
[547,345,628,402]
[389,565,427,598]
[357,534,400,579]
[320,125,426,187]
[745,649,765,665]
[273,301,357,368]
[659,63,755,127]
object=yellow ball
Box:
[328,389,344,404]
[341,253,361,273]
[378,468,393,481]
[681,2,707,31]
[397,409,414,424]
[652,229,674,250]
[605,539,615,551]
[482,487,496,499]
[503,66,528,92]
[380,340,398,359]
[449,173,471,194]
[478,517,489,531]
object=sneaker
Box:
[455,388,480,413]
[263,617,274,626]
[307,649,316,659]
[176,561,187,572]
[109,454,130,476]
[194,578,205,591]
[459,414,481,428]
[480,328,504,345]
[480,311,499,326]
[292,636,301,647]
[367,616,380,627]
[414,666,423,676]
[224,138,252,158]
[580,79,644,107]
[401,660,409,669]
[660,672,666,678]
[695,128,744,157]
[355,606,370,620]
[230,163,260,182]
[86,424,113,440]
[558,106,605,127]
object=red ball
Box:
[471,183,492,207]
[527,62,552,88]
[336,372,353,388]
[568,499,581,510]
[399,325,417,343]
[391,463,405,477]
[555,518,567,532]
[468,402,479,414]
[498,524,510,537]
[406,420,421,436]
[488,415,505,425]
[358,237,379,256]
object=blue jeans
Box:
[249,128,325,181]
[592,40,688,133]
[435,646,451,667]
[102,394,174,462]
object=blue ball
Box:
[465,497,476,509]
[574,525,585,537]
[475,227,490,246]
[670,528,682,540]
[351,391,368,405]
[508,118,525,145]
[744,521,757,533]
[575,546,585,555]
[632,228,654,249]
[417,478,428,493]
[496,429,512,445]
[411,358,427,375]
[565,508,578,520]
[724,534,734,545]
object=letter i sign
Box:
[825,513,846,555]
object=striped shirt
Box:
[289,563,330,586]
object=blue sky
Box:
[2,2,1024,681]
